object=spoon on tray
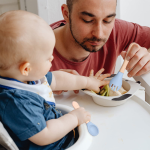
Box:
[72,101,99,136]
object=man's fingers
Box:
[53,91,63,95]
[74,90,79,94]
[129,60,150,77]
[126,48,147,71]
[126,43,141,61]
[121,51,126,60]
[60,69,79,75]
[127,54,150,77]
[95,68,105,78]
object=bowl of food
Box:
[82,76,141,107]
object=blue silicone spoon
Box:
[72,101,99,136]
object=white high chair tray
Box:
[55,91,150,150]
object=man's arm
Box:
[121,43,150,77]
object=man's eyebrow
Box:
[80,11,95,17]
[106,13,116,18]
[80,11,116,18]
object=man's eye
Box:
[82,19,93,23]
[103,20,112,24]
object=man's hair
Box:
[67,0,117,13]
[66,0,78,13]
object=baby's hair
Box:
[0,11,29,70]
[0,10,50,70]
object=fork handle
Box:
[119,58,129,73]
[119,43,134,73]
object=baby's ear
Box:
[19,62,32,76]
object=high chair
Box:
[0,104,92,150]
[0,121,18,150]
[0,73,150,150]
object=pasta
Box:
[92,85,127,97]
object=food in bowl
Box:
[92,85,127,97]
[83,79,141,107]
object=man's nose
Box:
[91,22,103,39]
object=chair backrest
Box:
[0,122,19,150]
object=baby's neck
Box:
[0,69,27,83]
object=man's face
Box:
[69,0,116,52]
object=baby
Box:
[0,10,110,149]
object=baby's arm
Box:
[51,68,110,93]
[29,107,90,146]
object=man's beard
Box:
[69,18,107,52]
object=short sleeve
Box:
[114,19,150,54]
[2,90,46,141]
[46,72,52,85]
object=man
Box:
[50,0,150,79]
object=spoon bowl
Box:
[72,101,99,136]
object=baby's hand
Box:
[87,68,111,93]
[69,107,91,126]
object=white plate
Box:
[82,78,141,107]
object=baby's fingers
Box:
[86,115,91,123]
[95,68,105,78]
[85,112,91,122]
[98,73,111,81]
[100,80,110,86]
[89,69,94,77]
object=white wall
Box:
[47,0,66,24]
[38,0,66,25]
[20,0,66,25]
[0,0,19,15]
[120,0,150,27]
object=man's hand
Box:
[53,69,80,95]
[121,43,150,77]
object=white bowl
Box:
[56,104,93,150]
[82,77,141,107]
